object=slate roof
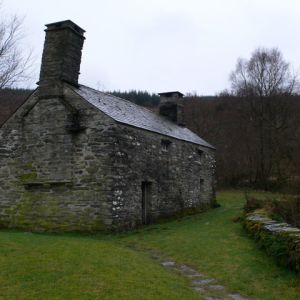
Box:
[74,85,215,149]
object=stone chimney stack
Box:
[158,91,185,126]
[38,20,85,98]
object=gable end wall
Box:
[0,86,117,231]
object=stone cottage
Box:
[0,20,216,231]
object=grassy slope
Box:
[0,191,299,299]
[0,232,199,300]
[122,191,300,300]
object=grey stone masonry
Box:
[39,20,85,98]
[159,92,185,126]
[109,121,216,228]
[245,212,300,272]
[0,87,116,231]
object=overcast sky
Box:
[3,0,300,95]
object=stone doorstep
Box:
[229,293,254,300]
[192,278,215,286]
[186,273,205,278]
[178,264,202,275]
[208,285,226,290]
[193,286,205,292]
[160,260,176,267]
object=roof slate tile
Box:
[74,85,215,149]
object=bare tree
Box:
[230,48,298,97]
[230,48,299,188]
[0,4,33,88]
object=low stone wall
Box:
[244,212,300,272]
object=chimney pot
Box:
[158,91,185,126]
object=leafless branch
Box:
[0,3,34,89]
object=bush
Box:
[244,194,266,212]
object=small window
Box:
[198,149,204,157]
[161,139,171,151]
[200,178,204,191]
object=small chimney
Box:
[158,91,185,126]
[38,20,85,98]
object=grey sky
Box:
[3,0,300,95]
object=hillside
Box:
[0,89,32,126]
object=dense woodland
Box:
[0,89,31,126]
[184,94,300,191]
[1,88,299,192]
[110,90,160,107]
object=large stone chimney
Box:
[158,91,185,126]
[38,20,85,98]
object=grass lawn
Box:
[0,232,198,300]
[1,190,300,299]
[122,191,300,299]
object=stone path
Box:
[154,255,256,300]
[126,244,257,299]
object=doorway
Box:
[141,181,151,225]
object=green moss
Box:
[6,192,106,233]
[20,173,37,183]
[23,162,34,169]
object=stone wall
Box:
[244,212,300,272]
[0,86,116,231]
[109,123,216,228]
[0,84,216,232]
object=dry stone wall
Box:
[245,212,300,272]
